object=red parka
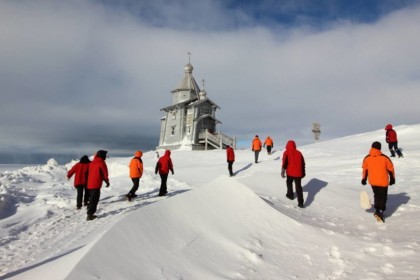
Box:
[155,150,174,175]
[226,146,235,162]
[87,155,109,190]
[67,161,90,187]
[385,124,398,143]
[282,140,305,178]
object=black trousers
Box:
[128,177,140,197]
[254,150,260,163]
[371,186,388,212]
[267,145,272,154]
[87,189,101,216]
[388,142,402,157]
[227,161,234,176]
[159,174,168,196]
[75,185,89,208]
[286,176,304,205]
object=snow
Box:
[1,125,420,279]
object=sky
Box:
[1,124,420,279]
[1,0,420,163]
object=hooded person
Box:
[281,140,306,208]
[86,150,110,220]
[385,124,403,158]
[67,155,91,209]
[362,141,395,222]
[126,150,143,201]
[263,136,274,155]
[155,150,174,196]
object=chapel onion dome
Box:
[199,89,207,100]
[184,63,193,73]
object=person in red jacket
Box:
[155,150,174,196]
[226,145,235,176]
[67,155,91,209]
[281,140,306,208]
[385,124,403,158]
[126,150,143,201]
[86,150,110,221]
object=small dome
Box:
[199,89,207,99]
[184,63,193,73]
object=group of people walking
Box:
[226,123,402,222]
[67,150,109,221]
[67,149,174,221]
[68,124,402,223]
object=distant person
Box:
[281,140,306,208]
[155,150,174,196]
[263,136,274,155]
[251,135,262,163]
[361,141,395,222]
[126,150,143,201]
[226,145,235,176]
[86,150,110,221]
[385,124,403,158]
[67,155,91,210]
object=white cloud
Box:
[0,0,419,161]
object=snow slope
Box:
[1,125,420,279]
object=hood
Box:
[164,150,171,157]
[369,147,382,157]
[79,155,91,164]
[95,150,108,160]
[385,124,393,130]
[134,150,143,158]
[285,140,297,150]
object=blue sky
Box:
[1,0,420,163]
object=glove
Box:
[281,169,286,178]
[105,181,110,188]
[361,179,367,185]
[389,177,395,185]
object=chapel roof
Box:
[171,63,201,93]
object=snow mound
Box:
[65,175,303,279]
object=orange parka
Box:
[264,137,273,147]
[129,151,143,179]
[362,148,395,187]
[252,136,262,151]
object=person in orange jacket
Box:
[67,155,91,209]
[263,136,274,155]
[385,124,403,158]
[281,140,305,208]
[226,145,235,176]
[251,135,262,163]
[86,150,110,221]
[126,150,143,201]
[362,141,395,222]
[155,150,174,196]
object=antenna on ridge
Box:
[201,79,206,89]
[187,51,192,63]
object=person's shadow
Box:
[234,163,252,176]
[365,192,410,217]
[303,178,328,207]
